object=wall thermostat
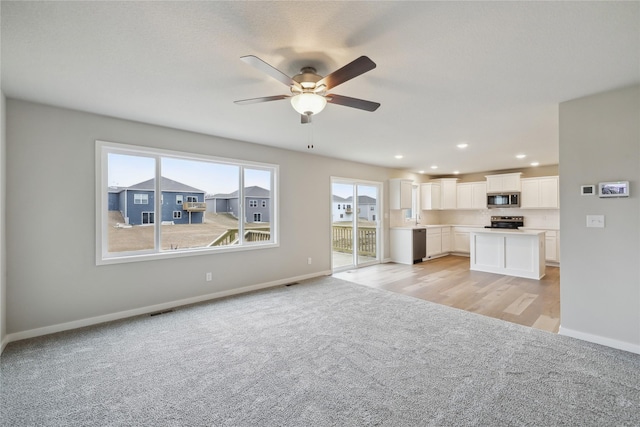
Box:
[581,185,596,196]
[598,181,629,198]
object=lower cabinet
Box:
[453,228,471,253]
[442,227,451,253]
[426,228,442,258]
[524,229,560,263]
[426,226,451,258]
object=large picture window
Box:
[97,140,278,264]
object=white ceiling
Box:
[2,1,639,175]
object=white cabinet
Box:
[545,231,558,262]
[453,228,471,253]
[420,182,441,210]
[421,178,457,210]
[486,173,522,193]
[520,176,559,209]
[526,229,560,263]
[470,230,546,280]
[441,227,452,253]
[426,226,451,258]
[426,228,442,257]
[457,183,472,209]
[438,179,458,210]
[457,182,487,209]
[472,182,487,209]
[390,179,413,210]
[452,227,486,253]
[390,229,415,264]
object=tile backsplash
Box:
[390,208,560,229]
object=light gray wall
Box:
[1,93,6,349]
[559,84,640,350]
[5,99,409,335]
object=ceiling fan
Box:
[234,55,380,124]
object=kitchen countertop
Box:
[391,224,559,231]
[471,228,546,236]
[390,224,485,230]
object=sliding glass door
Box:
[331,179,381,272]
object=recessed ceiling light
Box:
[530,161,539,166]
[453,170,460,175]
[431,165,438,170]
[394,155,403,159]
[516,154,526,159]
[418,170,425,174]
[457,143,468,149]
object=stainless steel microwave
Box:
[487,192,520,208]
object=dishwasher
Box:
[412,228,426,263]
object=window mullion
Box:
[238,167,245,245]
[155,154,162,252]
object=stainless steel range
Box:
[485,216,524,229]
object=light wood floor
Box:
[334,255,560,333]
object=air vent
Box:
[149,309,174,317]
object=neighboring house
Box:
[332,195,378,222]
[109,177,206,225]
[206,185,270,223]
[332,195,352,222]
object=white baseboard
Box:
[1,335,8,355]
[4,270,332,347]
[559,326,640,355]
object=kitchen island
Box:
[470,229,546,279]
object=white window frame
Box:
[134,193,148,204]
[176,195,183,205]
[261,200,267,208]
[404,184,419,222]
[96,140,279,265]
[249,200,258,208]
[254,213,262,222]
[173,211,182,219]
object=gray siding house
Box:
[206,186,270,223]
[109,177,206,225]
[332,195,377,222]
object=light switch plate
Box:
[586,215,605,228]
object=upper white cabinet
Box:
[422,178,457,210]
[520,176,559,209]
[485,173,522,193]
[389,179,413,210]
[420,182,441,210]
[457,182,487,209]
[438,178,458,209]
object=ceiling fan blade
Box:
[301,114,311,124]
[240,55,302,90]
[326,94,380,112]
[234,95,290,105]
[316,56,376,90]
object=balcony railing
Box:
[332,224,377,257]
[209,227,271,247]
[183,202,207,212]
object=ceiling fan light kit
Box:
[290,93,327,116]
[235,55,380,124]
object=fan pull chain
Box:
[307,121,314,149]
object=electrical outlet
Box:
[206,272,212,281]
[307,257,312,265]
